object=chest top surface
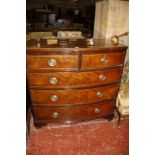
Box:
[26,39,128,54]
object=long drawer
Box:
[28,67,123,88]
[81,52,125,69]
[33,100,115,123]
[31,84,119,105]
[27,55,78,70]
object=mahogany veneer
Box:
[33,100,115,123]
[27,55,78,70]
[26,39,127,127]
[28,68,123,88]
[81,52,126,69]
[31,84,119,105]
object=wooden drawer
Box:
[28,67,123,88]
[33,100,115,123]
[81,52,126,69]
[27,55,78,70]
[31,84,119,105]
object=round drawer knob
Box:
[94,108,101,114]
[50,95,58,102]
[101,57,109,64]
[99,74,106,81]
[48,58,57,67]
[50,77,58,85]
[96,92,104,97]
[51,112,59,118]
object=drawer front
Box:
[28,68,123,88]
[31,84,119,105]
[81,52,125,69]
[27,55,78,70]
[33,100,115,123]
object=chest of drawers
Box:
[26,39,127,127]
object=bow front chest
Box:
[26,39,127,127]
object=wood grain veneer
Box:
[31,84,119,105]
[81,52,126,69]
[27,55,78,70]
[33,100,115,123]
[28,67,123,88]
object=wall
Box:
[93,0,110,39]
[106,0,129,39]
[93,0,129,40]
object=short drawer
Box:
[28,67,123,88]
[31,84,119,105]
[27,55,78,70]
[81,52,126,69]
[33,100,115,123]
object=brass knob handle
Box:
[101,57,109,64]
[50,95,58,102]
[96,92,104,97]
[50,77,58,85]
[50,95,59,102]
[99,74,106,81]
[94,108,101,114]
[48,58,57,67]
[51,112,59,118]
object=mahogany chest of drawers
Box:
[26,39,127,127]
